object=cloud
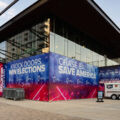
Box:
[0,1,17,26]
[2,8,16,19]
[0,1,8,9]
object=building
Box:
[5,18,50,61]
[0,0,120,101]
[0,0,120,66]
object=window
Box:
[99,55,105,67]
[12,53,16,57]
[86,49,92,63]
[50,33,55,52]
[24,38,28,42]
[24,32,28,36]
[64,38,68,57]
[68,40,75,58]
[107,84,113,89]
[11,39,15,43]
[75,44,80,54]
[49,30,118,67]
[55,34,64,55]
[81,46,86,62]
[29,32,32,41]
[76,54,80,61]
[92,52,99,66]
[12,48,15,51]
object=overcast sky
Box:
[0,0,38,26]
[95,0,120,28]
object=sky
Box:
[0,0,38,26]
[94,0,120,28]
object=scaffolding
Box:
[0,18,50,63]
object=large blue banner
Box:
[49,52,99,85]
[99,66,120,83]
[49,52,99,101]
[4,53,49,101]
[4,52,99,101]
[5,53,49,85]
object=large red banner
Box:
[0,63,3,96]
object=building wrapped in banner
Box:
[4,52,98,101]
[0,0,120,101]
[99,66,120,91]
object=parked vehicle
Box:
[104,83,120,100]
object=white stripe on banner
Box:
[49,95,60,102]
[32,84,45,100]
[56,86,67,100]
[91,89,96,98]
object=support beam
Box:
[0,51,14,60]
[0,0,19,16]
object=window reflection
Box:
[50,32,119,67]
[68,40,75,58]
[50,34,54,52]
[55,34,64,55]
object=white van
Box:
[104,83,120,100]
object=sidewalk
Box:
[0,98,120,120]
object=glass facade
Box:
[0,18,50,62]
[50,32,119,67]
[0,41,6,60]
[0,16,119,67]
